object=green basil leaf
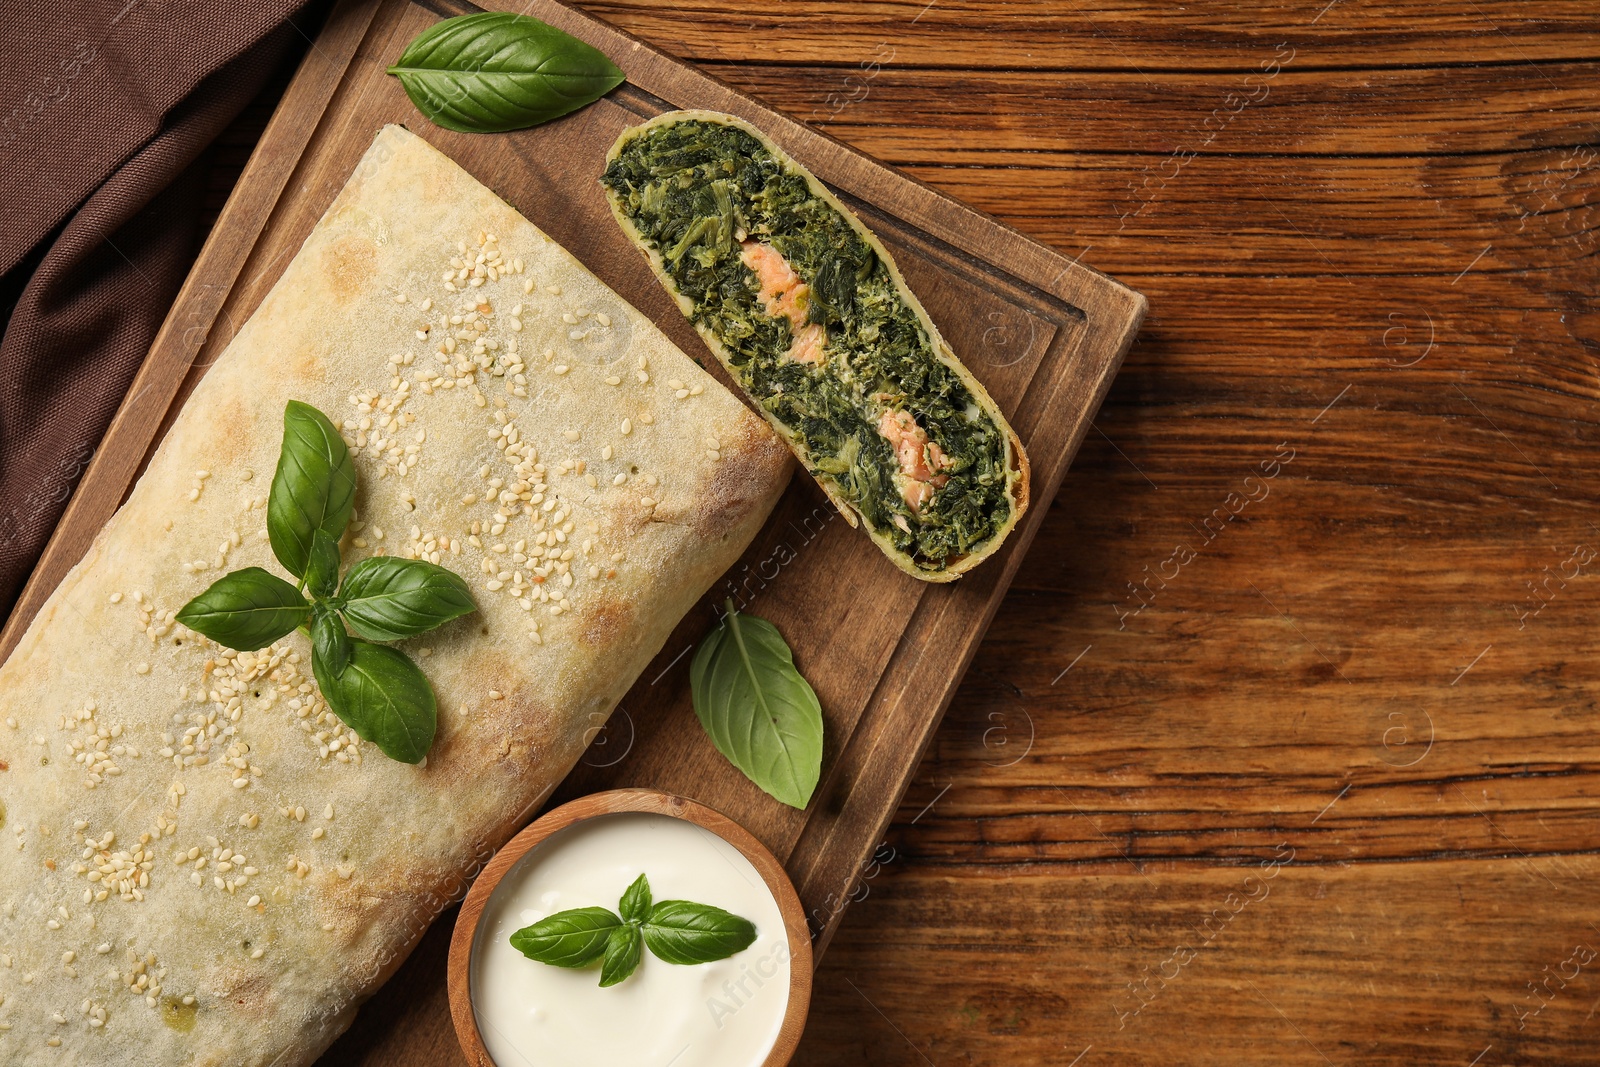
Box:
[304,529,343,599]
[618,873,651,924]
[599,923,643,987]
[311,606,351,678]
[269,401,356,581]
[386,12,625,135]
[689,602,824,809]
[509,907,621,968]
[175,567,310,651]
[337,556,476,640]
[641,900,757,965]
[312,638,436,764]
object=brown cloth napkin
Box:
[0,0,318,618]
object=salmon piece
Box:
[878,409,949,513]
[741,240,824,363]
[789,323,826,365]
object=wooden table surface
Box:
[240,0,1600,1063]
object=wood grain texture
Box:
[748,2,1600,1064]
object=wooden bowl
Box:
[447,788,813,1067]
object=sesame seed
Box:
[605,375,621,386]
[553,365,569,375]
[135,663,150,675]
[675,389,690,400]
[324,804,334,820]
[108,592,122,604]
[621,419,632,435]
[597,313,611,327]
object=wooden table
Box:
[276,1,1600,1063]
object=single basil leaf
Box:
[311,606,352,678]
[268,401,356,581]
[599,923,643,987]
[175,567,310,651]
[618,873,651,924]
[304,528,343,599]
[312,638,436,764]
[386,12,625,135]
[689,603,824,809]
[509,907,621,968]
[338,556,476,640]
[642,900,757,965]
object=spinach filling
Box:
[603,119,1011,569]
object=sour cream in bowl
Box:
[449,790,811,1067]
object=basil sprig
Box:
[510,873,757,987]
[387,13,625,135]
[175,401,475,764]
[690,600,824,809]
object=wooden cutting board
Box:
[0,0,1143,1060]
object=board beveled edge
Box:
[792,279,1143,954]
[0,0,381,664]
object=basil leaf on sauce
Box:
[511,877,758,986]
[312,638,437,765]
[599,923,643,987]
[174,567,310,650]
[268,401,356,581]
[337,555,476,640]
[618,872,652,924]
[641,900,759,965]
[510,907,622,968]
[387,13,624,135]
[310,604,352,678]
[689,601,824,809]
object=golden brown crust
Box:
[603,109,1029,581]
[0,125,788,1066]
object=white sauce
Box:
[471,812,792,1067]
